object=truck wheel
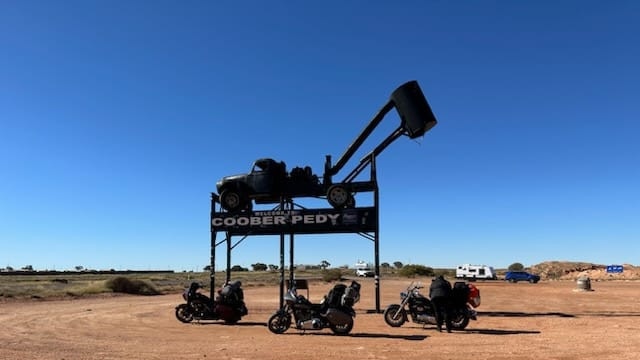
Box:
[220,189,246,213]
[327,185,349,208]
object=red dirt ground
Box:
[1,278,639,360]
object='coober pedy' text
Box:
[212,214,341,227]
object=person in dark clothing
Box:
[429,275,453,332]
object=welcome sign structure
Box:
[212,207,376,235]
[209,80,438,312]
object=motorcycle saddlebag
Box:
[215,303,236,320]
[451,281,470,306]
[324,308,351,324]
[468,283,481,308]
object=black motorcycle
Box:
[267,280,361,335]
[383,281,480,330]
[175,281,248,324]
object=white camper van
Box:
[456,264,497,280]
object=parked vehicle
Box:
[505,271,540,283]
[356,267,374,277]
[455,264,497,280]
[175,281,248,324]
[216,159,354,212]
[267,280,361,335]
[383,281,481,330]
[354,261,374,277]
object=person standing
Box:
[429,275,453,332]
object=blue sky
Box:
[1,1,638,271]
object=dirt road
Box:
[1,278,639,360]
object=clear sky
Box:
[1,1,638,272]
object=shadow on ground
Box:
[461,328,541,335]
[479,311,640,318]
[191,321,267,327]
[478,311,575,318]
[275,332,428,340]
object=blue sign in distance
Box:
[606,265,623,273]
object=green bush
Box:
[105,277,161,295]
[321,268,343,282]
[398,265,435,278]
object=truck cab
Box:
[216,158,321,212]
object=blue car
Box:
[505,271,540,283]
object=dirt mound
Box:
[530,261,640,280]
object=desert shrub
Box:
[251,263,268,271]
[546,269,563,280]
[105,277,161,295]
[508,262,525,271]
[322,268,343,282]
[398,265,434,278]
[230,265,249,272]
[433,268,455,278]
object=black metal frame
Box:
[208,80,437,313]
[209,154,383,312]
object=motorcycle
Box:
[175,281,248,324]
[383,281,481,330]
[267,280,361,335]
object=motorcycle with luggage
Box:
[383,281,480,330]
[175,281,248,324]
[267,280,361,335]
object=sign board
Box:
[212,207,377,236]
[606,265,623,273]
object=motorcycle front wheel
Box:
[267,312,291,334]
[329,317,354,335]
[383,304,407,327]
[175,304,194,323]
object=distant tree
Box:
[203,265,212,271]
[393,261,404,269]
[251,262,268,271]
[75,265,84,271]
[320,260,331,269]
[6,266,14,271]
[21,265,34,271]
[381,262,390,269]
[268,264,279,271]
[508,262,525,271]
[230,265,249,272]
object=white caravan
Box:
[456,264,497,280]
